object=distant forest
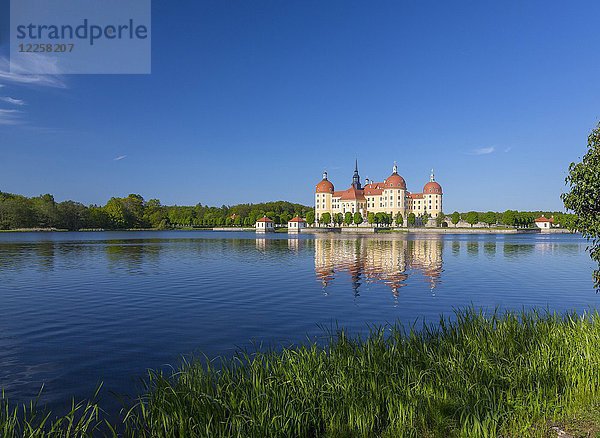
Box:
[0,191,311,230]
[445,210,575,228]
[0,190,575,231]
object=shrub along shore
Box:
[1,308,599,437]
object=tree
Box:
[306,210,315,225]
[554,213,576,229]
[517,212,534,228]
[367,212,375,225]
[122,194,147,227]
[87,206,110,229]
[465,211,479,227]
[105,198,129,229]
[320,212,331,226]
[353,212,363,226]
[502,210,517,227]
[375,212,385,226]
[407,212,416,227]
[451,211,460,227]
[144,199,168,229]
[265,211,279,224]
[344,212,353,226]
[0,191,314,231]
[395,212,404,227]
[168,206,195,227]
[562,121,600,285]
[435,212,445,227]
[157,218,171,230]
[420,213,430,227]
[280,212,291,224]
[31,194,58,228]
[0,196,36,229]
[56,201,88,230]
[482,211,497,228]
[335,213,344,226]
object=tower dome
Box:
[384,162,406,189]
[423,181,442,194]
[423,168,442,194]
[316,171,334,193]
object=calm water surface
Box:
[0,231,597,415]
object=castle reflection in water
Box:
[314,237,443,296]
[256,236,444,296]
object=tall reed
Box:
[124,308,600,437]
[1,308,599,437]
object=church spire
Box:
[430,168,435,182]
[352,159,361,189]
[393,161,398,174]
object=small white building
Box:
[287,216,307,233]
[534,215,554,229]
[255,216,274,233]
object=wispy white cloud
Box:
[470,146,495,155]
[0,56,66,128]
[113,155,127,161]
[0,109,24,125]
[0,97,25,105]
[0,56,66,88]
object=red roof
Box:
[256,216,273,222]
[333,187,366,201]
[288,216,305,222]
[408,193,424,199]
[363,183,384,196]
[385,173,407,189]
[535,216,554,223]
[316,179,334,193]
[423,181,442,194]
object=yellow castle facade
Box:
[315,161,443,224]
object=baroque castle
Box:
[315,161,443,224]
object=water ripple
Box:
[0,231,597,417]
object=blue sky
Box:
[0,0,599,211]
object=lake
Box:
[0,231,597,417]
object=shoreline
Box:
[301,226,576,235]
[0,227,577,235]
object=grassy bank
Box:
[2,309,600,437]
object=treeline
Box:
[0,190,576,231]
[315,211,423,227]
[314,210,576,228]
[447,210,576,228]
[0,191,311,231]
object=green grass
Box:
[2,308,600,437]
[1,385,105,437]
